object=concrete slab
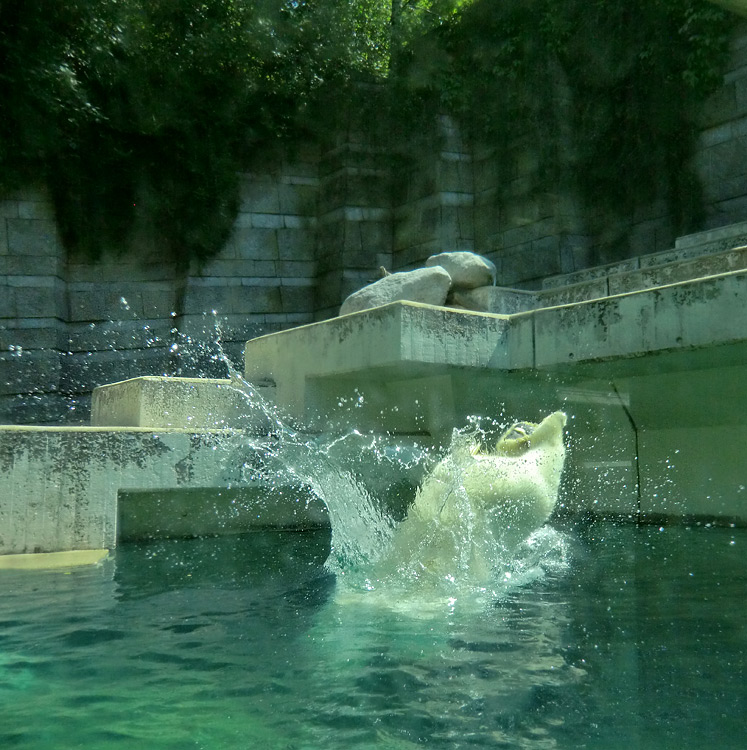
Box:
[91,375,275,430]
[450,286,538,314]
[537,278,611,308]
[244,272,746,414]
[240,274,747,522]
[667,219,747,253]
[244,301,534,431]
[0,426,326,555]
[542,220,747,294]
[541,258,639,290]
[608,246,747,295]
[533,270,747,370]
[467,245,747,312]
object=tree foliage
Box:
[0,0,733,263]
[2,2,304,262]
[0,0,475,263]
[423,0,731,240]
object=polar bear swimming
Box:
[372,411,568,586]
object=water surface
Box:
[0,523,744,749]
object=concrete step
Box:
[453,244,747,314]
[542,219,747,290]
[540,257,639,291]
[539,244,747,307]
[91,375,276,430]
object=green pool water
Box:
[1,522,744,749]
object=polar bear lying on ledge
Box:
[379,411,568,584]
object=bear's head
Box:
[460,411,568,549]
[489,410,567,484]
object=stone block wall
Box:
[695,27,747,228]
[315,131,394,320]
[393,116,475,272]
[0,187,67,423]
[467,21,747,286]
[472,139,584,289]
[0,150,322,423]
[4,20,747,422]
[185,150,320,359]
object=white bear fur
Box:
[378,411,567,584]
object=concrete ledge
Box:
[244,301,533,427]
[533,270,747,371]
[450,286,538,314]
[0,426,323,555]
[0,549,109,569]
[240,279,746,522]
[538,246,747,306]
[542,220,747,292]
[92,376,276,430]
[607,246,747,295]
[244,271,747,401]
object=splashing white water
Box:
[213,331,572,613]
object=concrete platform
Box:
[0,426,327,556]
[3,261,745,559]
[91,375,276,430]
[243,271,747,416]
[242,272,747,523]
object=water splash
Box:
[6,302,572,611]
[218,359,398,573]
[214,351,572,614]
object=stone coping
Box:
[91,376,262,429]
[0,425,240,433]
[542,219,747,291]
[244,269,747,382]
[101,376,229,384]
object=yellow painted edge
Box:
[0,549,109,570]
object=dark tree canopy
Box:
[428,0,731,233]
[0,0,732,264]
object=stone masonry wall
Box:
[3,22,747,423]
[392,116,475,273]
[0,188,66,422]
[0,149,321,424]
[695,26,747,229]
[314,129,394,321]
[469,20,747,287]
